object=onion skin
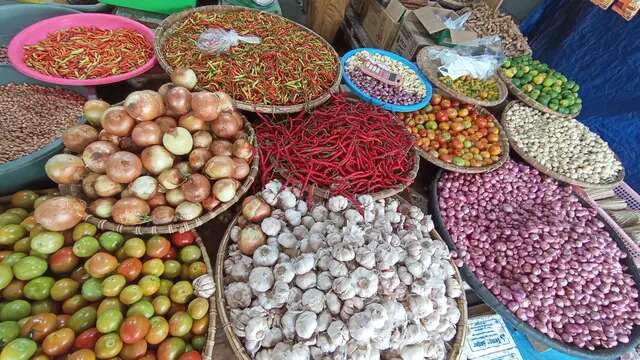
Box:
[83,141,119,174]
[193,131,213,148]
[162,127,193,156]
[211,111,242,139]
[101,106,135,136]
[98,130,120,145]
[158,168,184,190]
[181,174,211,203]
[241,196,271,223]
[203,155,234,180]
[94,175,124,197]
[155,116,178,133]
[82,172,101,200]
[63,125,98,154]
[112,198,150,225]
[35,196,86,231]
[178,113,206,133]
[202,195,220,211]
[151,206,175,225]
[165,87,192,116]
[132,122,162,147]
[147,192,167,208]
[45,154,86,184]
[140,145,174,175]
[171,68,198,90]
[83,99,110,127]
[188,148,212,171]
[212,178,237,202]
[231,158,250,180]
[106,151,143,184]
[88,197,116,218]
[210,140,233,156]
[124,90,165,121]
[118,136,144,154]
[238,224,266,255]
[231,138,254,162]
[191,92,220,121]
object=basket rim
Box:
[412,89,510,173]
[416,46,508,108]
[153,5,342,114]
[501,100,625,189]
[193,229,217,359]
[215,205,468,360]
[497,68,580,118]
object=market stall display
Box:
[430,161,640,358]
[256,95,419,200]
[7,13,156,86]
[399,91,509,173]
[502,101,624,188]
[215,180,467,359]
[49,86,258,234]
[342,48,432,112]
[465,3,532,57]
[156,5,341,113]
[499,55,582,117]
[0,191,216,360]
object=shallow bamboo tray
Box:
[500,101,625,189]
[417,46,508,108]
[154,5,342,114]
[215,207,468,360]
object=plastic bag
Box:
[442,11,471,30]
[428,36,505,80]
[196,28,261,55]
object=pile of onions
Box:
[439,160,640,350]
[49,76,255,227]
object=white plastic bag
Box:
[196,28,261,55]
[428,36,505,80]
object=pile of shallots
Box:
[223,181,463,360]
[440,160,640,350]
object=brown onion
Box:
[81,172,100,200]
[188,148,212,171]
[83,141,119,174]
[158,168,184,190]
[212,178,237,202]
[203,155,234,180]
[124,90,165,121]
[158,83,175,97]
[98,130,120,145]
[235,130,249,140]
[181,174,211,203]
[118,137,143,153]
[193,131,213,148]
[63,124,98,153]
[147,192,167,208]
[129,175,158,200]
[165,87,192,115]
[214,91,235,112]
[202,195,220,211]
[232,138,254,161]
[106,151,142,184]
[242,196,271,223]
[45,154,85,184]
[132,122,162,147]
[151,206,175,225]
[178,113,206,133]
[175,201,203,221]
[155,116,177,133]
[230,110,244,129]
[211,111,241,139]
[171,68,197,90]
[83,99,110,127]
[173,161,193,176]
[94,175,124,197]
[140,145,174,175]
[191,91,220,121]
[165,188,185,207]
[232,158,250,180]
[238,224,266,256]
[120,188,134,198]
[210,140,233,156]
[101,106,135,136]
[88,197,116,218]
[35,196,86,231]
[112,197,150,225]
[163,127,193,156]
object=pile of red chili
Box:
[23,26,152,79]
[161,9,338,106]
[256,95,416,199]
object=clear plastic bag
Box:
[442,11,471,30]
[428,35,505,80]
[196,28,261,55]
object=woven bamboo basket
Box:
[497,69,580,118]
[193,230,217,360]
[416,46,508,108]
[154,5,342,114]
[412,89,509,173]
[501,101,625,189]
[215,207,468,360]
[60,118,259,235]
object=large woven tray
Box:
[501,101,625,189]
[215,206,468,360]
[429,168,640,359]
[154,5,342,114]
[417,46,508,108]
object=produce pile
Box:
[504,103,623,185]
[23,26,152,80]
[0,191,210,360]
[0,46,7,64]
[256,95,416,199]
[223,180,463,359]
[438,74,500,102]
[465,3,532,57]
[439,161,640,350]
[45,77,255,226]
[162,9,338,106]
[0,83,85,164]
[345,51,427,105]
[501,55,582,115]
[400,93,504,168]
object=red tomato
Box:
[463,103,475,111]
[178,351,202,360]
[117,258,143,282]
[49,247,80,274]
[451,100,460,109]
[435,110,449,123]
[146,236,171,258]
[74,327,101,350]
[161,246,177,261]
[171,232,194,248]
[440,99,451,109]
[430,94,442,105]
[120,315,151,344]
[440,154,454,163]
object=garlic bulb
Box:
[294,253,315,275]
[225,282,252,309]
[245,316,269,341]
[253,245,279,267]
[327,195,349,212]
[278,232,298,248]
[273,262,295,283]
[302,288,326,313]
[332,277,356,300]
[249,267,275,293]
[192,274,215,298]
[316,271,333,291]
[348,311,375,342]
[295,311,318,339]
[261,217,282,236]
[351,267,378,298]
[295,271,317,290]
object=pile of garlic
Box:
[223,180,463,360]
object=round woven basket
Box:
[154,5,342,114]
[215,208,468,360]
[500,101,625,189]
[60,118,259,235]
[416,46,508,108]
[193,230,218,360]
[497,69,580,118]
[412,89,510,173]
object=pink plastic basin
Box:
[8,13,156,86]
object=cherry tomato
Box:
[178,351,201,360]
[74,327,101,350]
[2,279,25,300]
[57,313,71,328]
[0,338,37,360]
[190,315,208,336]
[146,236,171,258]
[120,315,150,344]
[123,238,146,258]
[20,312,57,341]
[63,294,88,315]
[120,339,148,360]
[117,258,142,282]
[170,232,194,248]
[97,297,124,316]
[430,94,442,105]
[157,279,173,297]
[72,223,97,242]
[146,316,169,345]
[170,281,193,304]
[96,309,123,334]
[142,259,165,277]
[163,260,182,279]
[140,351,157,360]
[84,252,118,279]
[42,327,75,357]
[51,278,80,302]
[153,296,172,316]
[157,337,186,360]
[101,274,127,297]
[68,306,97,334]
[168,311,192,337]
[119,285,143,305]
[127,299,154,319]
[98,231,124,252]
[161,246,177,261]
[95,333,123,359]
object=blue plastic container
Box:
[341,48,432,112]
[0,4,82,46]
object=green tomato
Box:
[96,308,123,334]
[0,338,37,360]
[98,231,124,252]
[0,300,31,321]
[68,305,97,333]
[127,300,154,319]
[0,321,19,347]
[187,298,209,320]
[158,337,186,360]
[50,278,80,302]
[0,225,26,246]
[152,295,171,316]
[81,278,103,302]
[72,236,101,258]
[157,279,173,297]
[191,335,205,351]
[163,260,182,279]
[12,256,47,281]
[119,284,143,305]
[31,299,59,315]
[0,264,13,291]
[72,222,97,241]
[0,213,22,227]
[23,276,55,301]
[2,252,26,267]
[101,274,127,297]
[138,275,160,296]
[30,231,64,255]
[170,281,193,304]
[4,209,28,220]
[12,238,30,253]
[123,237,146,258]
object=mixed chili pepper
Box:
[256,94,415,200]
[23,26,152,80]
[162,9,339,106]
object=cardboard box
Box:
[351,0,369,17]
[361,0,409,49]
[413,6,477,45]
[390,11,436,60]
